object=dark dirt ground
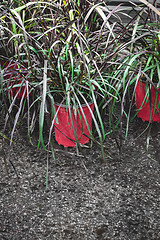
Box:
[0,114,160,240]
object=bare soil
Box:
[0,116,160,240]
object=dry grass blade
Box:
[139,0,160,16]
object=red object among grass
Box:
[53,102,94,147]
[136,81,160,122]
[2,61,31,99]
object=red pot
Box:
[53,102,94,147]
[3,61,30,99]
[136,81,160,122]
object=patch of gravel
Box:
[0,118,160,240]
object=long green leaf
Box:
[37,60,48,150]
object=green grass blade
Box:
[37,60,48,150]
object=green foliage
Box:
[110,1,160,143]
[0,1,126,154]
[3,0,160,158]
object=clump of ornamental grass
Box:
[0,0,145,173]
[110,0,160,149]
